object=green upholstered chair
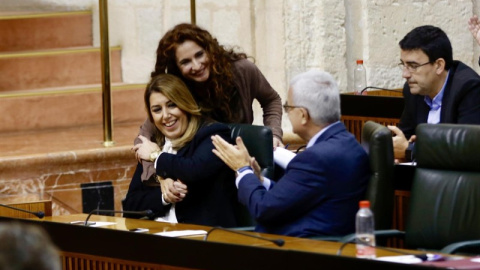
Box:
[227,123,274,228]
[342,123,480,254]
[406,123,480,254]
[361,121,395,231]
[228,123,274,179]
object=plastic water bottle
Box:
[355,200,376,259]
[354,59,367,95]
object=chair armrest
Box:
[308,235,343,242]
[375,229,405,238]
[440,240,480,254]
[230,226,255,231]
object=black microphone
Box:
[203,227,285,247]
[84,209,153,226]
[359,86,403,95]
[0,203,44,219]
[336,236,433,261]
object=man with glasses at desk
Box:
[388,25,480,162]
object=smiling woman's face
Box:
[149,92,188,139]
[175,40,211,83]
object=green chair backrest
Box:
[361,121,395,230]
[405,123,480,250]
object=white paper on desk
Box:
[274,147,296,169]
[154,230,207,237]
[70,221,116,227]
[376,255,422,264]
[89,221,116,227]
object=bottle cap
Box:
[359,200,370,208]
[356,59,363,64]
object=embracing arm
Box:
[236,60,283,144]
[250,65,283,143]
[123,163,169,217]
[135,119,158,182]
[155,126,233,186]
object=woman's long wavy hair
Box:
[145,74,202,149]
[151,23,247,122]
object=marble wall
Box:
[0,146,135,216]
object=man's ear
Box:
[435,58,446,74]
[300,108,309,125]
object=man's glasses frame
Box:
[283,102,307,113]
[398,61,432,73]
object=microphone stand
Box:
[336,237,433,261]
[84,209,153,226]
[0,203,44,219]
[359,86,403,95]
[204,227,284,247]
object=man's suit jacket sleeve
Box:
[445,72,480,124]
[237,150,329,224]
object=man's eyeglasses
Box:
[283,102,305,113]
[398,61,432,73]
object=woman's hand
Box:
[132,135,161,162]
[273,136,284,150]
[160,178,188,204]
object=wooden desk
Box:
[0,214,444,270]
[340,92,404,142]
[0,196,52,218]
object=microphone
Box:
[203,227,285,247]
[359,86,403,95]
[0,203,44,219]
[336,236,437,261]
[84,209,153,226]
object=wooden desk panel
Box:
[0,214,441,270]
[0,197,52,218]
[342,115,400,142]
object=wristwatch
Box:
[149,150,161,162]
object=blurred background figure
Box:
[0,221,61,270]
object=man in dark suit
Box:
[211,70,371,238]
[388,25,480,161]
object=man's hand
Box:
[211,135,251,171]
[132,135,161,162]
[250,157,264,183]
[387,125,409,162]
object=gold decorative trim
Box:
[0,84,146,99]
[0,10,92,20]
[0,46,121,59]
